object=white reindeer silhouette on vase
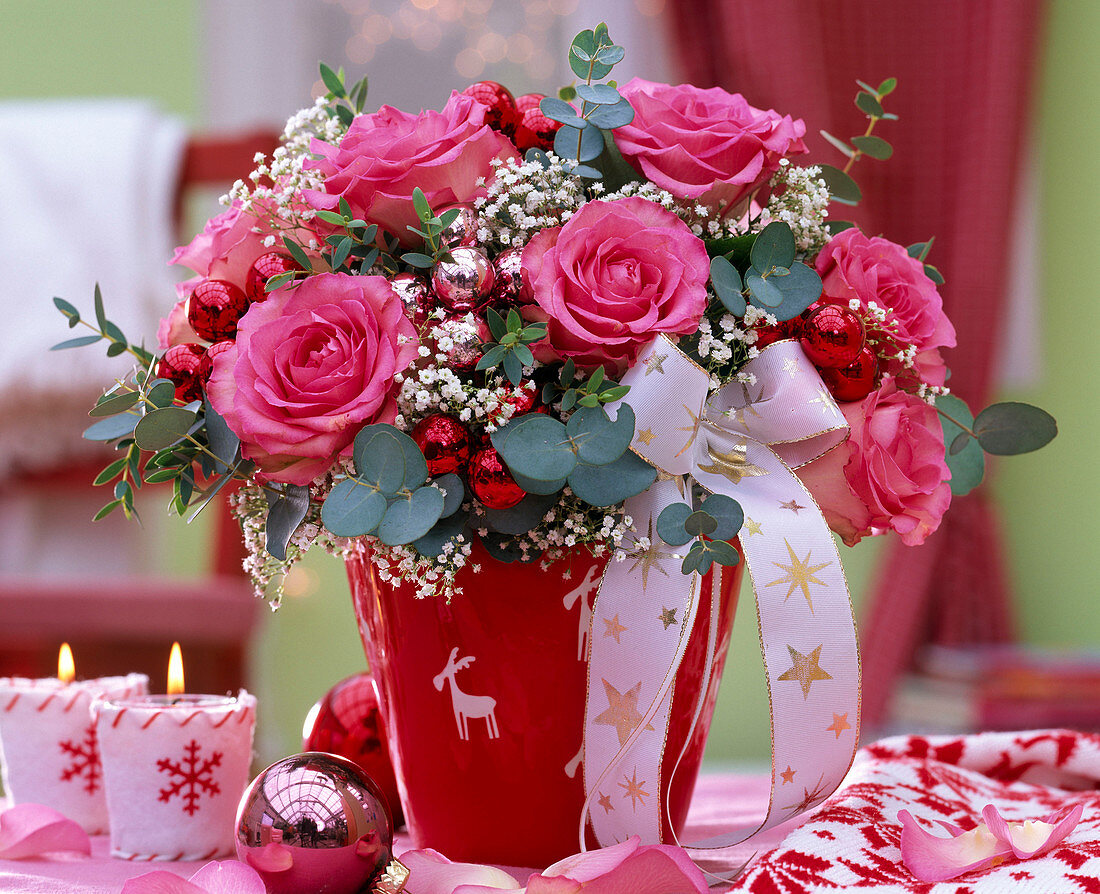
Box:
[433,647,499,740]
[563,566,601,661]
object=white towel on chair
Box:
[0,99,186,476]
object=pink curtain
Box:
[666,1,1045,724]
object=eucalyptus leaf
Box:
[766,262,824,322]
[851,135,893,160]
[93,458,127,485]
[203,398,240,473]
[147,379,177,409]
[566,403,635,465]
[819,130,855,158]
[974,402,1058,455]
[575,83,620,104]
[705,539,740,567]
[710,256,746,315]
[539,97,585,127]
[94,283,107,329]
[492,414,577,482]
[484,492,558,535]
[434,472,465,517]
[353,424,428,494]
[319,62,346,98]
[321,479,387,537]
[554,123,604,162]
[656,502,693,546]
[745,271,783,309]
[377,485,445,546]
[819,164,862,205]
[684,510,718,537]
[750,222,796,272]
[586,98,634,130]
[936,394,985,496]
[265,484,310,560]
[412,510,469,559]
[681,541,707,575]
[855,92,884,117]
[53,296,79,320]
[567,451,656,506]
[134,407,196,450]
[509,468,567,495]
[698,493,744,540]
[89,391,140,417]
[51,335,102,351]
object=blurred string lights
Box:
[322,0,667,83]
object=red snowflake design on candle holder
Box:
[156,739,223,815]
[59,723,102,794]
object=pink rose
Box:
[798,378,951,546]
[303,92,518,245]
[157,279,201,350]
[522,197,709,373]
[815,228,956,383]
[170,201,272,286]
[207,273,417,486]
[615,78,807,213]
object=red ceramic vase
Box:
[346,538,742,866]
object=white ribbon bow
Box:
[581,336,861,855]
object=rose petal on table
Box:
[981,802,1083,859]
[0,804,91,860]
[121,871,205,894]
[401,847,522,893]
[534,837,708,893]
[898,808,1011,882]
[188,859,268,893]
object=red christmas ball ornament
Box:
[432,246,495,313]
[753,316,804,350]
[490,247,533,306]
[203,340,235,378]
[245,252,300,301]
[411,413,472,477]
[462,80,520,135]
[156,343,211,403]
[799,304,865,369]
[187,279,250,342]
[819,345,880,402]
[512,97,562,153]
[514,93,543,115]
[302,673,403,828]
[468,446,525,509]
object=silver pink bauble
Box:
[439,204,480,248]
[235,752,392,894]
[490,247,533,305]
[434,315,483,372]
[433,246,495,314]
[389,272,430,322]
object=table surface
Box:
[0,773,794,893]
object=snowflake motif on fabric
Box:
[59,724,102,794]
[156,739,223,815]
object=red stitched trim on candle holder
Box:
[110,708,128,728]
[35,693,56,712]
[141,712,162,730]
[3,694,19,711]
[62,691,84,712]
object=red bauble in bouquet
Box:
[468,446,525,509]
[512,94,562,153]
[411,413,472,477]
[157,343,210,402]
[187,279,250,342]
[800,304,865,369]
[245,252,301,301]
[820,345,880,401]
[489,247,532,306]
[301,674,403,828]
[462,80,520,136]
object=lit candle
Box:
[0,646,147,833]
[92,643,257,861]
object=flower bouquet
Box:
[57,24,1055,866]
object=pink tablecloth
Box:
[0,772,790,893]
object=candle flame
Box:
[167,642,185,695]
[58,643,75,684]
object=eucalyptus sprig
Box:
[319,62,369,129]
[656,493,743,575]
[541,358,629,412]
[477,307,546,386]
[537,23,637,185]
[819,76,898,212]
[52,286,153,366]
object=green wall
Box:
[2,1,1092,769]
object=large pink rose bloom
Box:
[207,273,417,486]
[615,78,807,214]
[303,92,518,245]
[816,228,956,383]
[798,378,951,546]
[522,197,709,373]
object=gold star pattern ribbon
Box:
[581,336,861,857]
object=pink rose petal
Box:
[121,872,205,894]
[400,847,522,894]
[123,860,267,894]
[0,804,91,860]
[898,808,1011,882]
[981,803,1083,860]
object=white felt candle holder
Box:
[0,673,148,833]
[93,691,256,861]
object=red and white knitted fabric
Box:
[734,729,1100,893]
